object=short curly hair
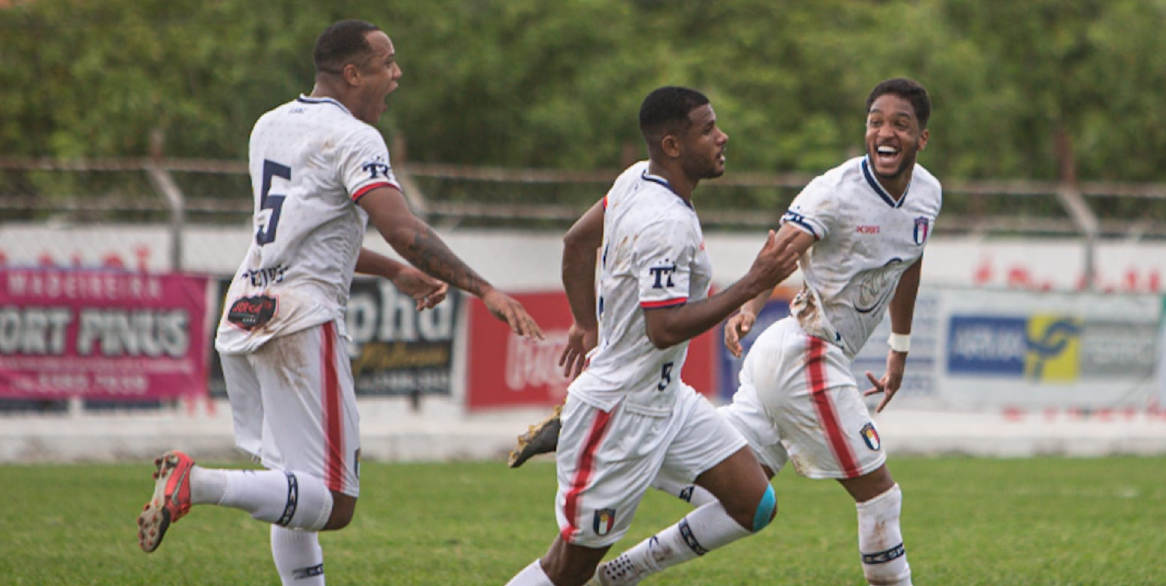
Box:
[866,78,931,129]
[314,19,381,75]
[639,86,711,147]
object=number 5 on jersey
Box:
[657,361,674,391]
[256,160,290,246]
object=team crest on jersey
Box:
[913,216,930,245]
[859,422,882,451]
[593,508,617,536]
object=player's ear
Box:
[917,128,929,152]
[342,62,361,86]
[660,134,682,158]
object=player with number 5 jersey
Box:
[564,159,714,415]
[503,87,800,586]
[215,83,406,353]
[136,19,542,586]
[591,78,940,586]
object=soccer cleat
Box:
[585,557,647,586]
[592,555,649,586]
[507,403,563,468]
[137,450,195,553]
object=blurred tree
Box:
[2,0,1165,196]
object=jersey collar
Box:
[641,170,694,210]
[861,155,909,209]
[296,95,352,116]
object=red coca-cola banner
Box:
[466,291,716,410]
[0,268,210,400]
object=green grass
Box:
[3,456,1165,585]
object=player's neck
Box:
[307,81,351,112]
[646,161,695,203]
[875,170,912,201]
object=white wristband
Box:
[887,333,911,353]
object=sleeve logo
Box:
[361,154,391,179]
[649,262,677,289]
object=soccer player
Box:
[135,19,543,585]
[591,77,937,586]
[503,86,801,586]
[512,78,939,586]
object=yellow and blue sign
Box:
[947,314,1082,382]
[1023,315,1082,381]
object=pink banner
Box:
[0,269,209,400]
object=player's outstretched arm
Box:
[358,185,543,340]
[724,224,814,356]
[864,255,923,412]
[644,227,806,349]
[355,248,448,311]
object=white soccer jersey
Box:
[216,96,401,354]
[781,156,942,359]
[568,161,713,415]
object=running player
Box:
[511,78,939,586]
[135,19,542,586]
[503,86,801,586]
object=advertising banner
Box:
[939,289,1161,409]
[345,279,459,396]
[466,291,717,410]
[209,277,459,397]
[0,268,209,400]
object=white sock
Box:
[504,560,555,586]
[598,502,752,586]
[856,483,912,586]
[271,525,325,585]
[190,465,228,505]
[649,477,718,507]
[202,469,334,531]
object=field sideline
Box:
[3,456,1164,585]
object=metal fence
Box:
[4,156,1166,234]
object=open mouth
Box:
[875,144,900,165]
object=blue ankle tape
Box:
[752,484,776,531]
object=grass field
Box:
[3,456,1165,585]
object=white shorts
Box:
[734,317,885,480]
[555,384,747,547]
[220,321,361,497]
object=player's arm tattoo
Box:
[398,222,488,296]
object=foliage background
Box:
[4,0,1166,179]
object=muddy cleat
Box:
[507,403,563,468]
[137,450,194,553]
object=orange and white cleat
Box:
[137,450,194,553]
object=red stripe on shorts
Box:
[806,336,860,478]
[322,321,345,492]
[560,405,614,543]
